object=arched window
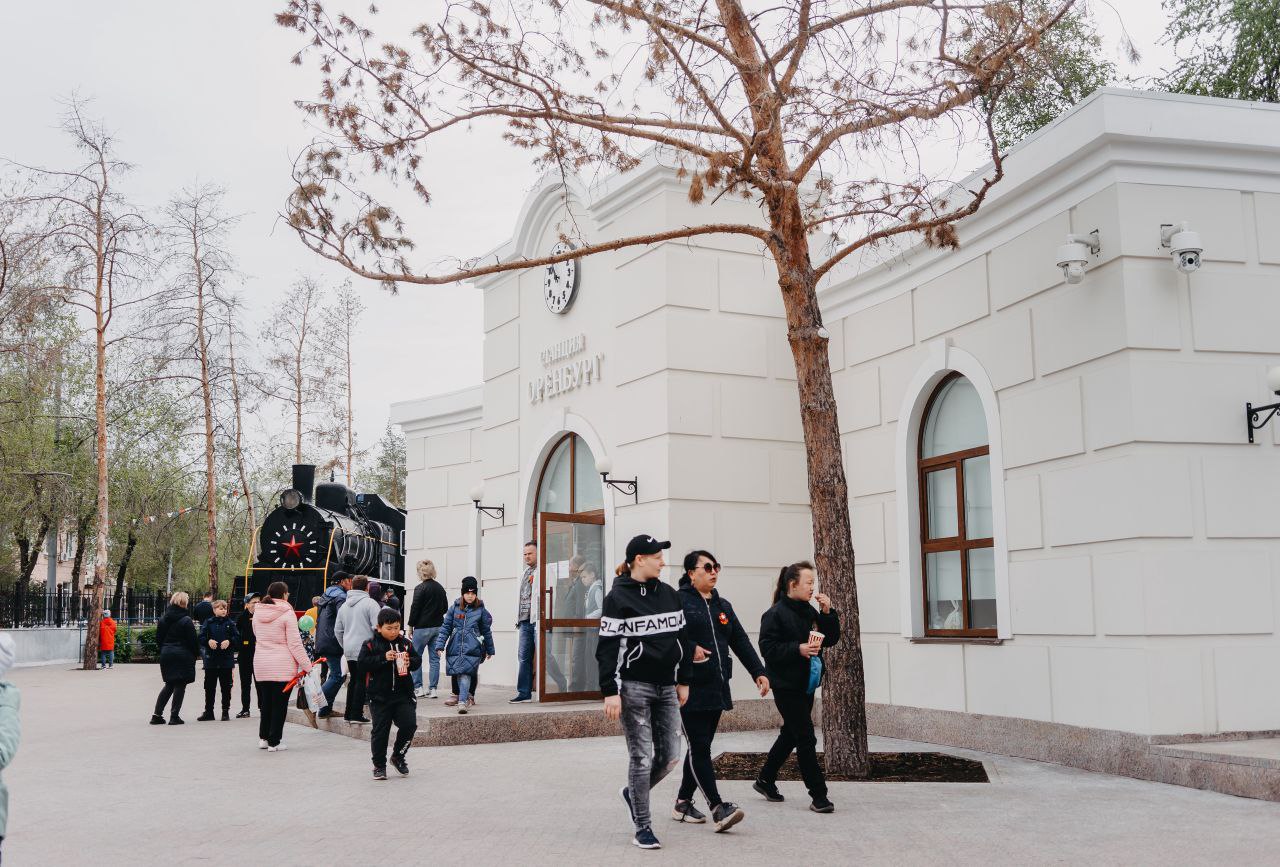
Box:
[533,433,604,533]
[918,374,995,636]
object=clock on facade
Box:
[267,519,322,568]
[543,241,579,313]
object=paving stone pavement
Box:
[7,663,1280,865]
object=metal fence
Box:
[0,585,170,629]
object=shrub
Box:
[113,627,134,664]
[135,626,159,659]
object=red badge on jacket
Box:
[718,612,729,626]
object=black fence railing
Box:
[0,585,170,629]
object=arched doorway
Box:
[533,433,605,701]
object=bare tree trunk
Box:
[191,226,219,598]
[227,310,255,531]
[83,219,109,671]
[14,517,51,584]
[111,527,136,615]
[345,324,353,485]
[69,512,90,595]
[294,357,304,463]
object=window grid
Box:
[918,376,996,638]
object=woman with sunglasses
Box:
[672,550,769,833]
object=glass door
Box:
[539,512,606,702]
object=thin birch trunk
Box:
[227,310,255,532]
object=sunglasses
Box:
[697,563,721,574]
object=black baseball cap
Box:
[626,535,671,562]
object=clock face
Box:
[543,242,578,314]
[267,519,322,568]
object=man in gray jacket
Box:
[334,575,381,723]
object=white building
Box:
[392,90,1280,760]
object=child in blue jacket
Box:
[433,576,494,714]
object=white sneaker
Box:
[274,743,287,751]
[258,739,269,750]
[414,688,426,698]
[427,689,438,699]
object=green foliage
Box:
[113,625,135,663]
[135,626,159,659]
[988,3,1118,150]
[1160,0,1280,102]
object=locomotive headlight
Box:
[282,490,303,510]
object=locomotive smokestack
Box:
[291,464,316,503]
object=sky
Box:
[0,0,1178,458]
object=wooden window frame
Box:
[918,374,996,638]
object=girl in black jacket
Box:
[235,595,258,718]
[672,550,768,833]
[754,561,840,813]
[150,594,200,726]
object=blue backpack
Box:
[807,656,824,694]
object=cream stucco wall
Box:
[394,90,1280,731]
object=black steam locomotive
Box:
[239,464,406,611]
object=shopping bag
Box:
[301,665,325,713]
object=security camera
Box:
[1055,231,1101,285]
[1160,222,1203,274]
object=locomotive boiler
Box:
[240,464,406,611]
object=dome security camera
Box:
[1160,222,1203,274]
[1055,231,1101,285]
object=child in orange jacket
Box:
[99,610,118,669]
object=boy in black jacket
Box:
[596,535,693,851]
[357,607,421,781]
[197,600,240,721]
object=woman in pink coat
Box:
[252,581,313,751]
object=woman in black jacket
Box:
[234,594,258,718]
[754,561,840,813]
[150,592,200,726]
[672,550,769,833]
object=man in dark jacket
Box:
[315,572,352,719]
[197,600,240,721]
[596,535,693,851]
[234,594,258,718]
[407,559,447,698]
[357,607,422,780]
[193,591,214,625]
[673,552,768,831]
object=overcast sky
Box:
[0,1,1176,459]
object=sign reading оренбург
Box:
[529,334,603,405]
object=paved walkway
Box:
[7,664,1280,864]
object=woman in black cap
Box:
[235,593,259,718]
[671,549,768,833]
[595,534,692,851]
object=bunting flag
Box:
[107,506,204,528]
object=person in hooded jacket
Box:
[150,592,200,726]
[357,607,422,780]
[197,600,240,721]
[334,575,381,723]
[433,576,493,712]
[252,581,313,751]
[235,593,258,718]
[314,572,352,719]
[0,633,20,863]
[596,535,693,852]
[671,550,768,833]
[754,561,840,814]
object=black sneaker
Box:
[221,710,230,721]
[809,797,835,814]
[390,753,410,776]
[508,695,532,704]
[711,802,745,832]
[671,800,706,823]
[149,714,165,726]
[620,786,636,825]
[168,716,184,725]
[753,779,784,802]
[632,827,661,850]
[372,766,387,781]
[197,711,215,722]
[317,707,332,719]
[236,709,251,719]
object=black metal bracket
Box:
[600,473,639,504]
[1247,401,1280,444]
[473,502,505,522]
